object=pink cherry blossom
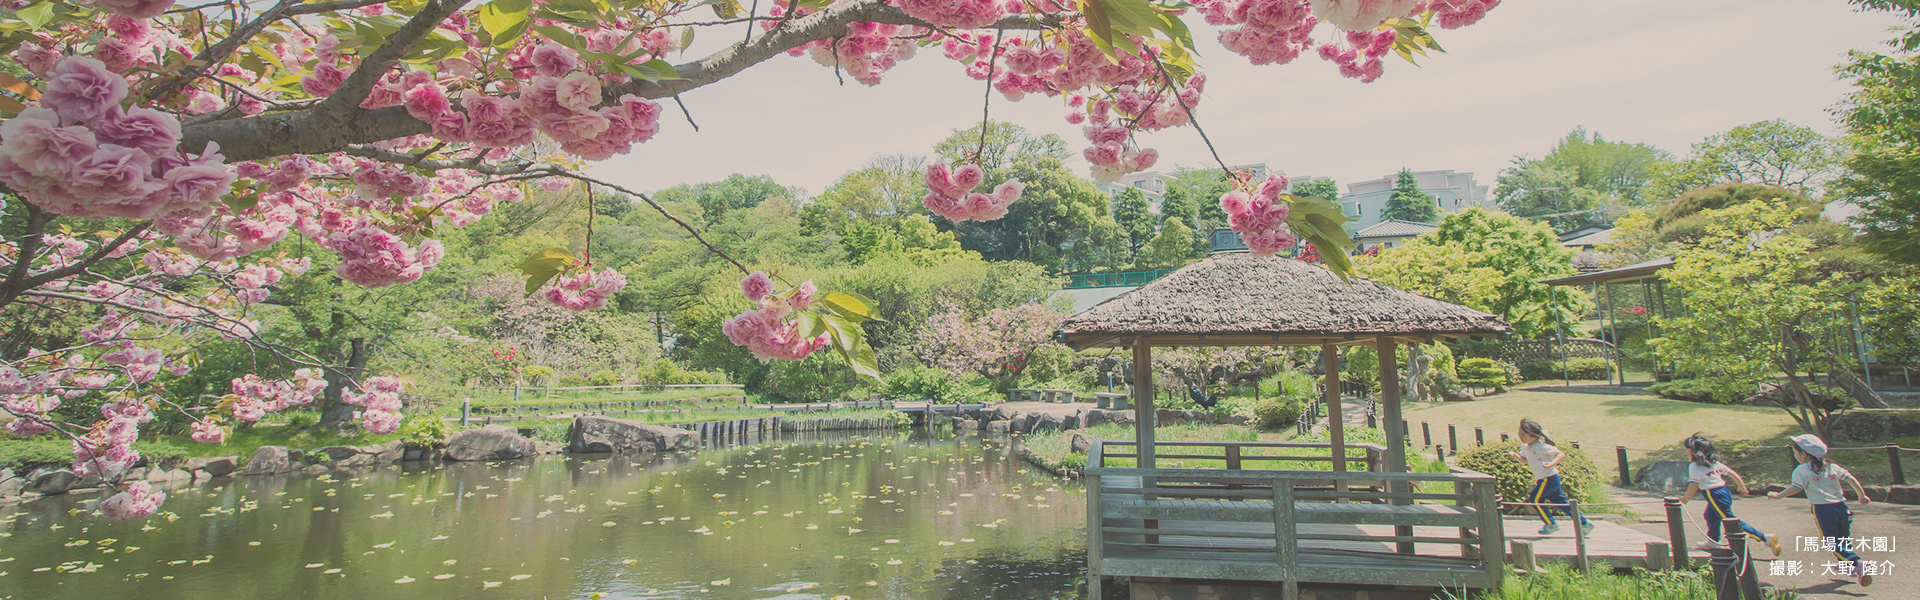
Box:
[543,267,627,311]
[300,63,348,97]
[100,481,166,521]
[42,57,127,123]
[531,42,579,77]
[190,419,227,443]
[1220,174,1297,256]
[741,271,775,302]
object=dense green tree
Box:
[1382,168,1442,223]
[1289,178,1341,203]
[1356,207,1589,338]
[839,219,905,264]
[1160,167,1234,254]
[1496,128,1672,230]
[1835,0,1920,267]
[654,174,804,224]
[1652,201,1895,434]
[932,121,1070,172]
[1111,187,1156,259]
[942,156,1127,273]
[806,153,930,234]
[1138,217,1200,267]
[1646,120,1847,202]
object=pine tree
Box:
[1111,188,1156,259]
[1382,168,1442,223]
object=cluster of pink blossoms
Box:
[402,43,663,160]
[343,376,406,435]
[228,370,328,422]
[1197,0,1321,66]
[767,6,922,86]
[922,162,1023,222]
[99,480,166,521]
[1317,28,1399,82]
[1218,174,1298,256]
[545,268,629,311]
[721,273,828,362]
[894,0,1005,29]
[321,222,446,288]
[72,397,154,479]
[1425,0,1499,28]
[0,57,237,221]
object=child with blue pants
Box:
[1507,419,1591,536]
[1770,434,1873,588]
[1678,434,1780,555]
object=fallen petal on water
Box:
[510,574,531,580]
[394,576,415,584]
[434,574,457,580]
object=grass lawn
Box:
[1399,389,1908,486]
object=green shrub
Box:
[1250,397,1306,431]
[1,438,190,472]
[1649,379,1729,403]
[558,375,588,387]
[1454,440,1601,515]
[587,370,623,386]
[1458,358,1518,392]
[638,359,729,385]
[529,419,572,443]
[1518,358,1611,381]
[399,416,455,449]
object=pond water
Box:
[0,431,1090,600]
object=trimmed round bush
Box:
[1250,397,1305,431]
[1454,439,1601,514]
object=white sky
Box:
[586,0,1907,198]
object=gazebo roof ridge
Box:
[1058,253,1510,348]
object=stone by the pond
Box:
[1034,413,1066,432]
[26,468,76,495]
[993,406,1019,421]
[1081,409,1134,428]
[1070,432,1095,454]
[567,416,696,453]
[201,456,239,477]
[0,470,23,498]
[1635,460,1691,494]
[445,425,538,461]
[315,446,361,462]
[374,441,405,463]
[987,420,1012,434]
[242,446,293,475]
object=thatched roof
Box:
[1058,253,1510,348]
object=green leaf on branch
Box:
[519,247,577,294]
[619,58,680,81]
[1281,194,1358,281]
[532,25,586,50]
[17,2,55,29]
[709,0,742,19]
[820,313,881,380]
[478,0,532,46]
[817,291,883,323]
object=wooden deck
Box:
[1084,441,1706,600]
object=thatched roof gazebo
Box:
[1058,252,1510,481]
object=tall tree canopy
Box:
[1355,207,1589,338]
[1646,120,1848,202]
[1495,128,1672,230]
[1110,187,1156,261]
[1836,0,1920,267]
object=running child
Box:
[1678,434,1780,555]
[1508,418,1593,536]
[1768,434,1873,588]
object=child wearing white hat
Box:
[1769,433,1873,588]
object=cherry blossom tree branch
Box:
[1151,57,1237,183]
[555,172,751,275]
[146,0,302,102]
[319,0,475,117]
[178,2,1072,162]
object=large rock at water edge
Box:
[0,471,21,498]
[198,456,239,477]
[1033,412,1066,433]
[444,425,538,461]
[242,446,293,475]
[567,416,697,453]
[1634,460,1691,494]
[1827,411,1920,444]
[26,468,77,495]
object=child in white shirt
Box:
[1677,434,1779,554]
[1769,434,1873,588]
[1507,418,1592,536]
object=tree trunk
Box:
[317,337,369,427]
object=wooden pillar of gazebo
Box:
[1376,336,1413,554]
[1322,343,1345,494]
[1132,338,1155,468]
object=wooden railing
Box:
[1084,440,1503,600]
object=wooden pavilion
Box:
[1057,252,1513,599]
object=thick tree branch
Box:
[180,2,1069,163]
[321,0,474,116]
[146,0,302,102]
